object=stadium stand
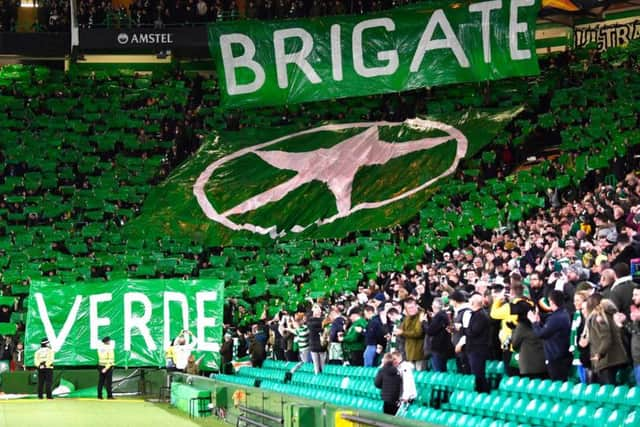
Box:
[2,8,640,426]
[1,41,640,341]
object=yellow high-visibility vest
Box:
[34,347,54,368]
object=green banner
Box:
[208,0,540,108]
[127,108,521,245]
[25,279,224,369]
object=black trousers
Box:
[547,355,572,382]
[38,368,53,399]
[285,350,299,362]
[347,351,364,367]
[503,350,519,377]
[456,352,471,374]
[383,401,399,415]
[595,366,619,385]
[98,366,113,398]
[468,351,489,393]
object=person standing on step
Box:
[343,307,368,366]
[396,298,426,371]
[457,294,490,393]
[97,336,115,399]
[34,338,54,399]
[528,290,572,381]
[374,352,403,416]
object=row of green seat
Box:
[259,380,383,413]
[235,367,288,383]
[212,374,256,388]
[242,360,479,407]
[445,389,637,427]
[289,371,378,401]
[498,376,640,408]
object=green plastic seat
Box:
[582,383,601,403]
[500,376,518,396]
[609,385,629,406]
[590,407,612,427]
[624,387,640,408]
[447,390,464,410]
[574,405,597,427]
[513,377,529,396]
[534,379,552,398]
[469,392,485,415]
[498,397,516,420]
[421,408,438,423]
[594,384,614,404]
[476,418,494,427]
[472,393,490,416]
[543,381,562,399]
[510,398,527,423]
[571,383,587,402]
[455,414,471,427]
[607,409,626,426]
[525,378,541,397]
[548,402,567,424]
[623,410,637,426]
[557,381,573,401]
[535,400,551,425]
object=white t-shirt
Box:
[398,361,417,401]
[174,337,197,370]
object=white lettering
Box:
[469,0,502,63]
[352,18,399,78]
[410,9,470,71]
[124,293,156,352]
[163,292,189,350]
[196,291,218,351]
[274,28,321,89]
[509,0,534,60]
[220,33,266,96]
[35,293,82,352]
[330,24,343,81]
[89,293,112,349]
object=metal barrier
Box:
[189,395,213,418]
[340,413,400,427]
[236,405,283,427]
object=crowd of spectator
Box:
[222,165,640,395]
[0,0,19,32]
[1,0,422,32]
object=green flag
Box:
[25,279,224,370]
[208,0,540,108]
[128,108,521,245]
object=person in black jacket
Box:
[374,352,402,415]
[425,298,454,372]
[220,333,234,374]
[328,307,346,365]
[248,325,266,368]
[457,293,490,393]
[364,305,386,367]
[528,290,572,381]
[307,305,325,374]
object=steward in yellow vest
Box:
[34,338,54,399]
[97,336,115,399]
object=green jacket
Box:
[342,317,367,353]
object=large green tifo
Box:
[131,108,520,245]
[208,0,540,108]
[25,279,224,369]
